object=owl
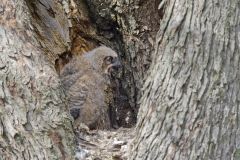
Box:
[60,46,121,130]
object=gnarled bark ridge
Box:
[131,0,240,159]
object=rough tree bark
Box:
[131,0,240,159]
[0,0,75,159]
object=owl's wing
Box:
[66,77,89,120]
[68,80,88,108]
[61,62,89,116]
[61,71,82,91]
[60,59,81,88]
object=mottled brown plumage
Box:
[60,46,120,130]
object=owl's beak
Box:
[111,58,122,69]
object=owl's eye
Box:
[104,56,113,64]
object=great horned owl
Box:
[60,46,121,130]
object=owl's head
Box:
[84,46,121,74]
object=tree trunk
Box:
[0,0,75,159]
[131,0,240,159]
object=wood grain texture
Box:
[131,0,240,159]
